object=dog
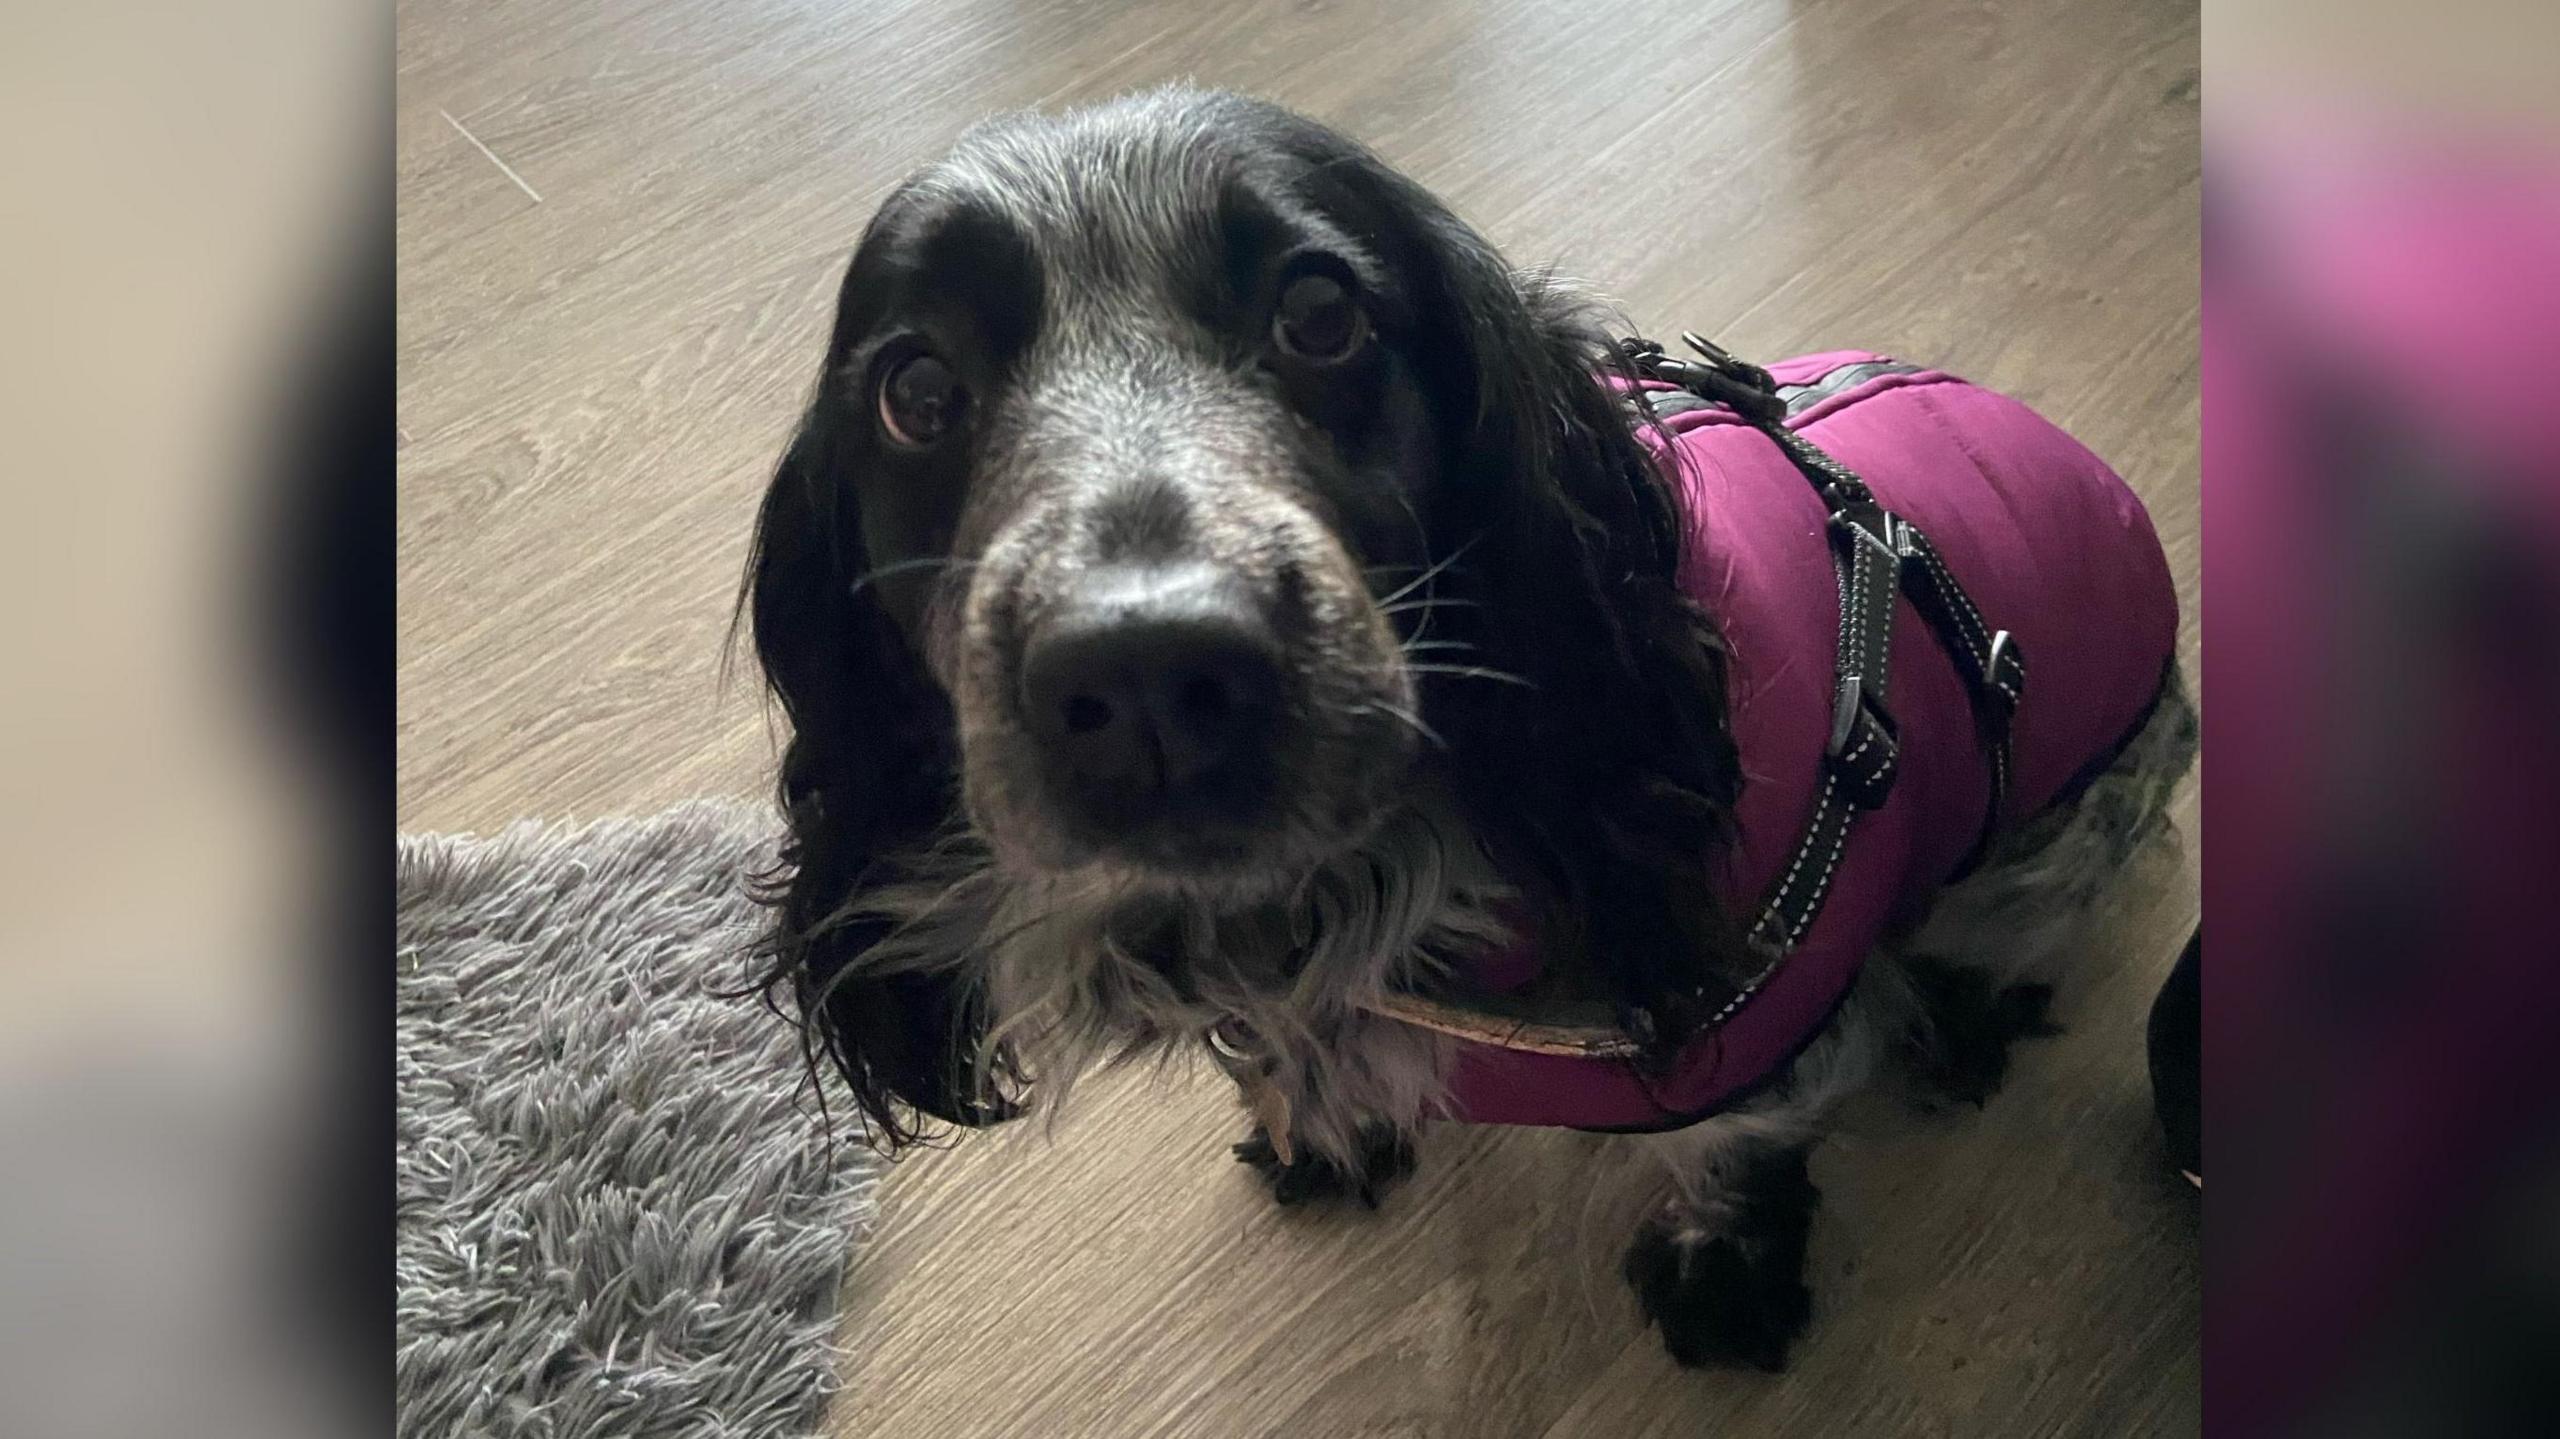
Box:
[740,87,2195,1371]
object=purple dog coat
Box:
[1433,351,2180,1130]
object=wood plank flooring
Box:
[398,1,2200,1431]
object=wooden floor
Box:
[398,1,2200,1432]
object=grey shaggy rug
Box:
[397,803,879,1439]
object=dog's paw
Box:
[1622,1219,1812,1371]
[1906,958,2064,1107]
[1231,1122,1415,1208]
[1622,1150,1819,1372]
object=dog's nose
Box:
[1020,566,1283,810]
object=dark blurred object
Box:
[0,0,379,1430]
[263,237,392,781]
[2148,930,2200,1184]
[257,224,389,1416]
[2206,105,2560,1433]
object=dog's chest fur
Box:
[852,798,1512,1166]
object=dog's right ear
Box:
[743,406,1013,1150]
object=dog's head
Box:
[853,101,1463,885]
[747,89,1740,1144]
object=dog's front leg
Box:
[1621,984,1888,1370]
[1231,1120,1415,1208]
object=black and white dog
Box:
[741,88,2193,1369]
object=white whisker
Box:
[1354,700,1447,751]
[1374,534,1483,608]
[847,556,977,599]
[1405,663,1537,689]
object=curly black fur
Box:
[739,420,1017,1147]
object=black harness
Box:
[1620,334,2028,953]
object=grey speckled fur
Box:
[397,804,877,1439]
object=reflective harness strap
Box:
[1627,334,2026,953]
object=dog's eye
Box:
[1272,273,1367,363]
[877,351,969,449]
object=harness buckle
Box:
[1828,504,1914,564]
[1826,674,1900,809]
[1983,630,2024,709]
[1679,331,1778,395]
[1623,334,1787,423]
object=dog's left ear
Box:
[1315,141,1750,1035]
[743,402,1015,1148]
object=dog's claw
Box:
[1232,1122,1414,1208]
